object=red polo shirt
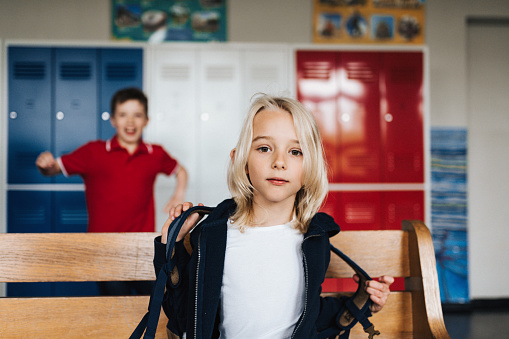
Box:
[58,137,178,232]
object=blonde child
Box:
[153,94,393,338]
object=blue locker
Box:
[8,47,52,184]
[54,48,98,184]
[53,191,88,233]
[99,48,143,140]
[7,190,52,233]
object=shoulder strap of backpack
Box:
[130,205,214,339]
[318,245,380,339]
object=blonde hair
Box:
[227,94,329,233]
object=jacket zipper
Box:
[194,232,202,339]
[291,234,320,338]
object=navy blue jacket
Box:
[153,199,346,338]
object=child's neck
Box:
[117,138,140,155]
[251,201,295,227]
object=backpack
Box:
[130,205,380,339]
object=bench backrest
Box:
[0,220,450,338]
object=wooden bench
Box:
[0,220,450,338]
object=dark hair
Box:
[110,87,148,118]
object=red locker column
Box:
[296,51,340,181]
[336,52,382,183]
[380,52,424,183]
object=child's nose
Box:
[272,153,286,169]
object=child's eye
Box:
[290,149,303,156]
[257,146,271,153]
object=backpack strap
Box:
[130,206,213,339]
[318,245,380,339]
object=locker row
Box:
[5,43,427,234]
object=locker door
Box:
[8,47,52,184]
[296,51,340,182]
[198,48,242,205]
[381,52,424,183]
[337,52,382,183]
[53,191,88,233]
[242,47,290,110]
[54,48,98,184]
[7,190,52,233]
[336,191,382,230]
[146,47,199,228]
[382,190,424,230]
[99,48,143,140]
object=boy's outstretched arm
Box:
[35,151,62,176]
[164,166,188,213]
[354,274,394,313]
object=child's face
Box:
[110,99,148,148]
[246,108,304,211]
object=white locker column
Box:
[197,47,242,206]
[145,46,199,230]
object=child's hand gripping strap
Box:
[130,206,214,339]
[319,244,380,339]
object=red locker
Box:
[382,191,424,230]
[380,52,424,183]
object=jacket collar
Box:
[199,199,340,238]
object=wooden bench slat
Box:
[0,233,158,282]
[327,230,410,278]
[0,296,168,338]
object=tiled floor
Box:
[444,310,509,338]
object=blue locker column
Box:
[53,48,98,184]
[98,48,143,140]
[8,47,52,184]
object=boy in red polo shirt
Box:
[36,87,187,295]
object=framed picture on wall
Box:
[112,0,227,42]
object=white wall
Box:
[1,0,509,300]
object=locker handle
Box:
[56,111,65,120]
[9,111,17,119]
[102,112,110,121]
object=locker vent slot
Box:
[161,65,190,80]
[387,152,421,172]
[250,66,278,82]
[302,61,332,80]
[59,63,92,80]
[389,68,419,83]
[14,62,45,79]
[346,154,377,170]
[206,66,235,81]
[344,203,376,224]
[13,208,47,225]
[106,63,137,80]
[346,62,376,82]
[59,209,88,225]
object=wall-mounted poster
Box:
[112,0,227,42]
[314,0,425,44]
[430,128,469,304]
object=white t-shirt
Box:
[218,219,305,339]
